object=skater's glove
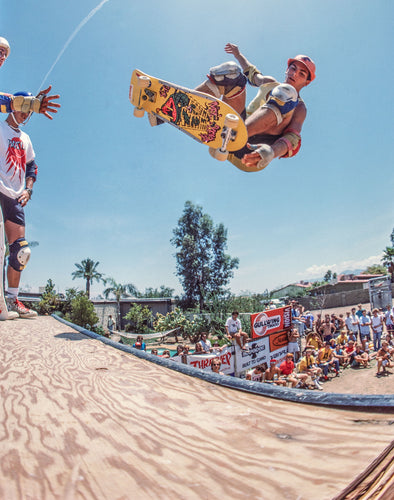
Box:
[13,94,44,114]
[252,144,275,170]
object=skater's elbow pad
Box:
[280,128,301,158]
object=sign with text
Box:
[250,306,292,339]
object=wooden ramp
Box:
[0,316,393,500]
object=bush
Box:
[65,292,99,329]
[123,303,153,333]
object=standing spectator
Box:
[287,328,301,362]
[371,308,383,351]
[348,307,360,341]
[384,305,394,335]
[319,317,336,343]
[107,315,115,333]
[359,309,372,351]
[314,313,323,336]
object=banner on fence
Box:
[171,346,235,375]
[250,306,292,339]
[234,335,288,374]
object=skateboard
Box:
[129,69,248,161]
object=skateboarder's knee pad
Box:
[9,238,31,271]
[207,61,246,98]
[279,128,302,158]
[263,84,298,125]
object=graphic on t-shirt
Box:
[6,137,26,182]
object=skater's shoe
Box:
[0,310,19,320]
[6,297,38,318]
[148,112,164,127]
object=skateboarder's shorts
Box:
[0,193,25,226]
[233,133,281,160]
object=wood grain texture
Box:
[0,316,393,500]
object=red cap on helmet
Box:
[287,55,316,82]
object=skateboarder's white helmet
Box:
[0,37,10,58]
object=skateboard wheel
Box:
[224,113,239,129]
[137,76,151,88]
[133,107,145,118]
[210,147,228,161]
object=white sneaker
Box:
[6,297,38,318]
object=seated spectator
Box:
[193,342,205,355]
[246,365,265,382]
[211,358,224,375]
[305,331,323,354]
[329,338,337,350]
[376,341,393,376]
[347,332,358,344]
[183,345,190,355]
[332,344,349,368]
[225,311,249,350]
[349,344,369,368]
[212,341,225,355]
[133,336,146,350]
[200,332,212,353]
[317,342,340,379]
[150,349,159,356]
[335,330,348,346]
[173,344,184,357]
[279,353,308,387]
[264,359,286,386]
[287,328,301,362]
[298,348,323,389]
[161,350,171,358]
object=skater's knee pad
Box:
[279,128,302,158]
[207,61,246,98]
[9,238,31,271]
[263,84,298,125]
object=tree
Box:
[37,279,62,315]
[361,264,387,275]
[71,258,103,298]
[382,247,394,282]
[138,285,175,298]
[171,201,239,311]
[323,269,333,282]
[103,278,138,329]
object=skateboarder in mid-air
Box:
[195,43,316,172]
[0,94,40,318]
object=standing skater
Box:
[0,93,40,318]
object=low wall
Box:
[298,284,394,310]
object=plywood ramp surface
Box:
[0,317,393,500]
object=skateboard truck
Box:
[133,76,151,117]
[209,113,239,161]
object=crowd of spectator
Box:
[141,302,393,388]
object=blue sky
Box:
[2,0,393,297]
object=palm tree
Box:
[103,278,139,329]
[72,258,103,298]
[381,247,394,282]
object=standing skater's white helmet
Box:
[0,37,10,58]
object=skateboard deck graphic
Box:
[129,69,248,156]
